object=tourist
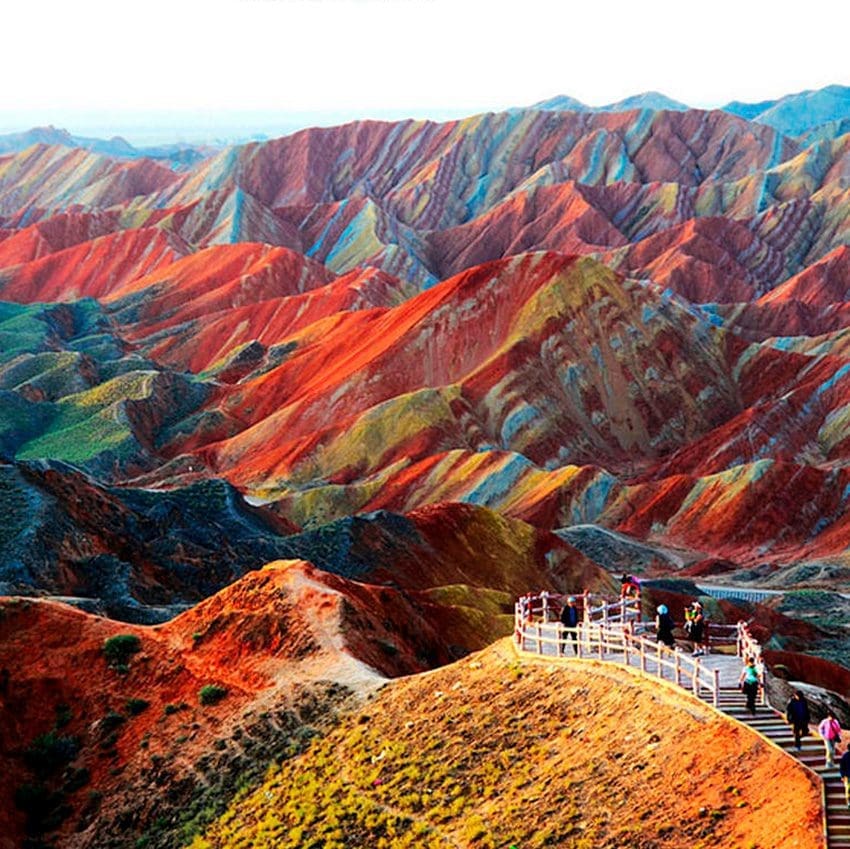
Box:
[619,574,641,600]
[687,602,706,656]
[785,690,811,751]
[738,656,762,715]
[840,748,850,808]
[655,605,675,649]
[559,595,580,655]
[699,604,711,655]
[818,712,842,768]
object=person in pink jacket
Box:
[818,712,842,768]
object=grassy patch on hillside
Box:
[192,643,822,849]
[15,371,157,463]
[0,303,51,360]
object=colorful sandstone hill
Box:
[2,98,850,582]
[3,86,850,848]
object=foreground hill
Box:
[0,544,611,849]
[0,564,383,849]
[195,640,822,849]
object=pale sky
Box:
[3,0,849,144]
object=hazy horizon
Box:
[0,106,489,147]
[0,84,829,148]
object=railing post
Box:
[674,651,681,686]
[712,668,720,707]
[536,623,542,655]
[639,641,646,674]
[692,658,700,697]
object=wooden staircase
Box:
[516,591,840,848]
[708,687,848,849]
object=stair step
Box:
[712,694,848,847]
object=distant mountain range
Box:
[532,83,850,138]
[3,86,850,167]
[2,104,850,572]
[722,84,850,136]
[532,90,689,113]
[0,124,214,166]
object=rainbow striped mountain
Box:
[3,86,850,615]
[7,83,850,849]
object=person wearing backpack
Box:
[818,712,843,768]
[688,603,706,657]
[655,605,675,649]
[785,690,811,751]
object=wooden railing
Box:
[736,620,763,662]
[516,591,640,627]
[583,592,641,625]
[514,592,765,709]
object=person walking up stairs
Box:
[709,687,850,848]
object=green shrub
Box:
[63,766,90,793]
[199,685,228,706]
[24,731,80,777]
[103,634,141,668]
[126,698,150,716]
[54,704,72,729]
[15,782,52,813]
[14,781,70,833]
[100,711,126,734]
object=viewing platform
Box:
[514,591,846,849]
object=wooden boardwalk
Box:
[519,618,743,686]
[515,594,844,849]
